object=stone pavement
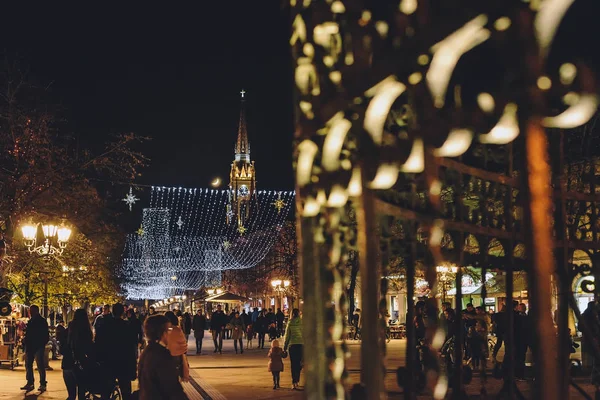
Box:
[187,335,599,399]
[1,334,598,399]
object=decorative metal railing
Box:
[290,1,600,399]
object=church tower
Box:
[227,90,256,227]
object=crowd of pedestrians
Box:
[18,302,304,398]
[411,299,533,380]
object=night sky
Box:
[0,2,294,191]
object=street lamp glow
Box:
[207,288,215,295]
[271,279,282,287]
[57,226,72,243]
[42,224,58,239]
[21,223,37,241]
[284,280,291,287]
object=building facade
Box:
[227,91,256,228]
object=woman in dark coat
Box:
[61,309,94,400]
[182,312,192,342]
[254,310,268,349]
[192,310,206,354]
[229,311,246,354]
[138,315,188,400]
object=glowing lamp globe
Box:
[21,224,37,241]
[42,224,58,239]
[57,226,72,243]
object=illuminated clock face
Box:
[238,185,249,197]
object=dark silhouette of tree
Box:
[0,62,149,308]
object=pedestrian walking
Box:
[513,300,530,380]
[55,320,67,358]
[251,307,259,326]
[268,339,284,389]
[471,306,490,370]
[255,310,268,349]
[210,305,227,354]
[165,311,189,381]
[492,304,507,362]
[21,305,49,393]
[226,309,235,339]
[230,311,245,354]
[182,312,192,343]
[61,309,94,400]
[581,300,600,369]
[439,302,451,338]
[283,308,303,390]
[95,303,138,399]
[93,305,112,335]
[275,308,285,337]
[266,308,276,326]
[138,315,188,400]
[241,309,251,328]
[192,309,206,355]
[127,309,144,357]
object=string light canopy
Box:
[121,186,295,299]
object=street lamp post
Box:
[21,221,72,318]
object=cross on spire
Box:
[240,89,246,98]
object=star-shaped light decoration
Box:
[237,225,247,235]
[272,193,286,214]
[136,226,145,236]
[223,240,231,250]
[174,246,181,253]
[176,216,184,230]
[122,187,139,211]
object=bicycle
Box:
[80,361,122,400]
[85,383,121,400]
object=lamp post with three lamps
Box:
[21,221,72,318]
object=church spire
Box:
[235,89,250,162]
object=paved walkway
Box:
[1,334,597,399]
